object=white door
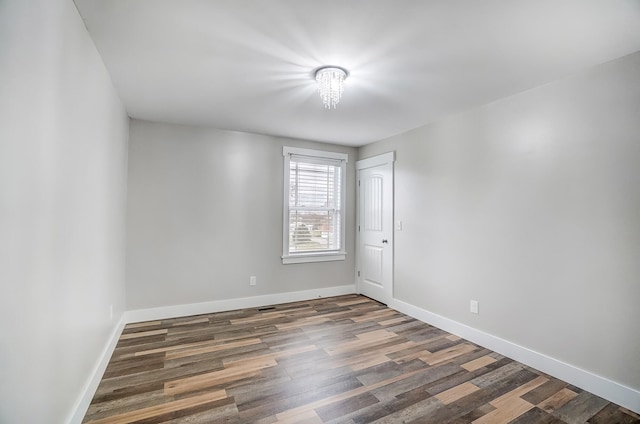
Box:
[357,152,394,304]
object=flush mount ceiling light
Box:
[315,66,348,109]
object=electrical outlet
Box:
[396,220,403,231]
[470,300,479,314]
[250,276,257,286]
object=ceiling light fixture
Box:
[315,66,348,109]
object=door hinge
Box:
[357,270,360,277]
[358,225,360,232]
[358,180,360,187]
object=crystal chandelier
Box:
[315,66,348,109]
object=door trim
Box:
[357,151,395,170]
[356,152,395,302]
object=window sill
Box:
[282,252,346,265]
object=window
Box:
[282,147,347,264]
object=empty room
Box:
[1,0,640,423]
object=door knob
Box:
[382,239,388,244]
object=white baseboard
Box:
[124,284,356,324]
[67,316,126,424]
[389,298,640,414]
[71,287,637,422]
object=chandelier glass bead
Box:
[315,67,347,109]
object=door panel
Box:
[364,175,383,231]
[357,154,393,304]
[362,244,383,285]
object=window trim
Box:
[282,146,348,265]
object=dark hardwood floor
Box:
[83,295,639,423]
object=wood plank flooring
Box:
[83,295,640,423]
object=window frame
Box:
[282,146,348,264]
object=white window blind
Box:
[283,147,347,264]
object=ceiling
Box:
[74,0,640,146]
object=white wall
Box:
[360,52,640,391]
[0,0,129,422]
[126,120,357,310]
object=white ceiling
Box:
[75,0,640,146]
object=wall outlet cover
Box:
[470,300,479,314]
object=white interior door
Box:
[357,153,394,304]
